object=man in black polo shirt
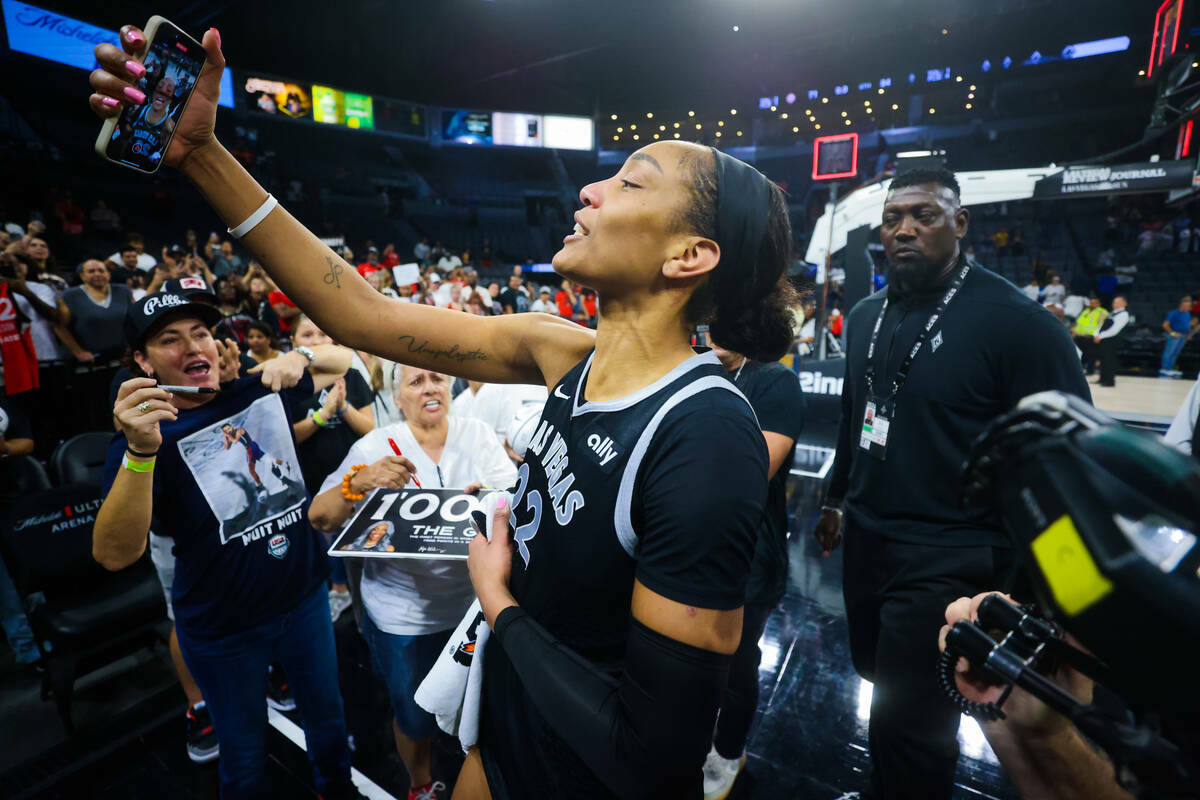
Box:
[814,167,1090,799]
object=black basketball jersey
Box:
[481,349,769,798]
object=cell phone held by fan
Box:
[94,16,204,174]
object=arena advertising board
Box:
[1033,160,1196,198]
[244,75,311,118]
[376,99,427,138]
[2,0,234,108]
[329,488,483,560]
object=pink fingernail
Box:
[497,496,508,510]
[209,27,221,48]
[126,60,145,78]
[124,86,145,104]
[128,30,144,45]
[102,96,120,108]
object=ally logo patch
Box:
[267,533,290,559]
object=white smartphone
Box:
[94,16,205,174]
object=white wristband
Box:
[227,194,278,239]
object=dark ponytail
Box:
[680,149,798,362]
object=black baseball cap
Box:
[126,290,223,349]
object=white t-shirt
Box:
[319,419,517,635]
[1021,283,1040,302]
[107,251,157,271]
[451,382,548,447]
[451,385,477,418]
[1062,294,1086,319]
[436,255,462,274]
[1042,283,1066,305]
[798,318,816,357]
[431,282,454,307]
[530,298,555,314]
[14,281,62,362]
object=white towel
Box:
[415,490,509,752]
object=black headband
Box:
[710,147,771,282]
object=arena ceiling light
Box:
[896,150,934,157]
[688,110,695,117]
[610,114,618,120]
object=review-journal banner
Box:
[1033,160,1196,199]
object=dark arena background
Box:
[1,1,1198,799]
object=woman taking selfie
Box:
[93,289,358,798]
[91,26,794,799]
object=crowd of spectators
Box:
[0,198,611,461]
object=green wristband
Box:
[312,410,327,427]
[122,455,156,473]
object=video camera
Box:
[944,391,1200,797]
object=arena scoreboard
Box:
[812,132,859,180]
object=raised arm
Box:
[90,27,593,390]
[94,378,176,570]
[180,143,590,386]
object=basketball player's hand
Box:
[215,338,241,382]
[350,456,416,494]
[468,495,516,627]
[90,26,226,169]
[248,350,306,392]
[814,509,843,555]
[113,377,177,453]
[938,592,1092,737]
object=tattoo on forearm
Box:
[323,256,344,289]
[396,335,487,363]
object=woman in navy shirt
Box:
[94,290,361,799]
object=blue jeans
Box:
[1162,334,1187,372]
[176,584,350,799]
[0,557,39,664]
[360,610,452,738]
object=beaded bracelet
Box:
[341,464,367,502]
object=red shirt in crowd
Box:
[357,262,381,278]
[268,290,297,333]
[554,290,574,318]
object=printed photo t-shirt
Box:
[101,374,328,639]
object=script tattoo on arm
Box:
[396,334,488,363]
[323,256,344,289]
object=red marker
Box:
[388,437,421,488]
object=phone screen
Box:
[103,22,202,172]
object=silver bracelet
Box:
[821,505,844,516]
[227,194,278,239]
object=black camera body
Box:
[952,392,1200,796]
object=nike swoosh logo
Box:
[553,385,569,400]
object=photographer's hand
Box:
[939,592,1132,800]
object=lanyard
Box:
[865,260,970,399]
